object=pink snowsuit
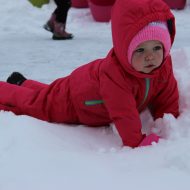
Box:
[0,0,179,148]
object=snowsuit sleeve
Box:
[149,57,179,119]
[99,71,144,148]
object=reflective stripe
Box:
[85,100,104,106]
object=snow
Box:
[1,0,190,189]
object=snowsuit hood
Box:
[111,0,176,78]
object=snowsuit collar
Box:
[110,0,176,78]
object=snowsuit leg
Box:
[0,78,78,123]
[22,79,48,91]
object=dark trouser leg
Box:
[53,0,71,24]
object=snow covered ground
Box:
[1,0,190,189]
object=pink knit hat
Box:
[128,21,171,64]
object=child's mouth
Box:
[145,64,154,68]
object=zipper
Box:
[138,78,150,109]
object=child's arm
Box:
[149,60,179,120]
[100,73,144,148]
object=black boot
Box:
[6,72,27,86]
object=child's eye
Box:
[135,48,144,53]
[153,46,163,51]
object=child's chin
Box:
[143,66,158,74]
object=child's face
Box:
[131,40,164,74]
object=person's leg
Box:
[22,80,48,91]
[52,0,73,40]
[43,0,71,32]
[0,77,77,123]
[44,0,73,40]
[0,81,43,118]
[54,0,71,24]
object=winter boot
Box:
[6,72,27,86]
[43,13,56,33]
[52,22,73,40]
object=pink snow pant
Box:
[0,78,78,123]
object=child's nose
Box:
[145,52,154,61]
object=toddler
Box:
[0,0,179,148]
